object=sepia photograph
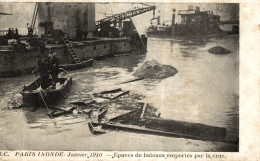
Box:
[0,2,239,152]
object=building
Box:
[37,3,95,40]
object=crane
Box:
[28,2,39,37]
[96,5,156,30]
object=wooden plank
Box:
[141,116,227,141]
[109,108,142,122]
[98,108,108,122]
[140,102,147,118]
[92,122,209,141]
[111,91,129,100]
[88,122,106,135]
[120,77,144,84]
[69,100,96,106]
[48,107,76,118]
[99,88,122,94]
[92,122,228,142]
[83,106,95,115]
[94,90,129,100]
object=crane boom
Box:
[28,2,39,37]
[31,2,39,29]
[96,5,156,29]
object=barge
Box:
[147,5,224,36]
[0,2,153,78]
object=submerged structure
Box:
[0,3,154,78]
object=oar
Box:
[33,74,57,125]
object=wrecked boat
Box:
[20,68,72,106]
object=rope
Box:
[222,9,239,24]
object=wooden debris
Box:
[92,122,201,140]
[69,100,96,106]
[93,88,129,100]
[83,106,95,117]
[120,77,144,84]
[140,102,147,118]
[98,105,106,112]
[98,107,108,122]
[99,88,122,94]
[48,107,76,118]
[69,101,86,106]
[92,122,226,142]
[88,122,106,135]
[109,108,142,122]
[140,116,227,141]
[111,91,129,100]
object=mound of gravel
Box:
[133,60,178,79]
[208,46,231,55]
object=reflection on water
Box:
[0,34,239,151]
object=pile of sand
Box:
[208,46,231,55]
[133,60,178,79]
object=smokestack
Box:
[171,9,176,26]
[196,6,200,13]
[47,3,51,22]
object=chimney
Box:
[171,9,176,26]
[196,6,200,12]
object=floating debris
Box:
[208,46,231,55]
[48,107,76,118]
[6,94,23,109]
[88,122,106,135]
[133,59,178,79]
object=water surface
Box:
[0,34,239,151]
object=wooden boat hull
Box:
[59,59,93,71]
[20,69,72,107]
[0,59,93,78]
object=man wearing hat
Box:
[32,57,50,89]
[47,49,59,86]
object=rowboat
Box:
[59,59,93,71]
[20,68,72,107]
[0,59,93,78]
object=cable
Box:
[95,10,113,16]
[110,3,113,16]
[222,9,239,24]
[199,3,207,11]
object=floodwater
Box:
[0,34,239,151]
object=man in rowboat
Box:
[32,58,50,89]
[47,49,60,86]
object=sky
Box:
[0,2,238,35]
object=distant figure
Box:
[7,28,13,38]
[47,49,59,85]
[32,58,50,89]
[15,28,18,36]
